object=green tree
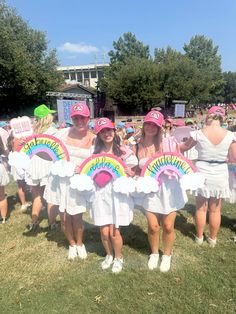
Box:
[0,1,63,116]
[154,47,209,104]
[104,57,162,114]
[101,32,152,114]
[108,32,150,66]
[183,35,224,102]
[222,71,236,103]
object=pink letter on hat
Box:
[95,118,115,134]
[207,106,225,116]
[144,111,164,128]
[70,103,90,118]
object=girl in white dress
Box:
[135,110,187,272]
[90,118,138,273]
[52,103,95,260]
[25,104,57,231]
[181,106,236,247]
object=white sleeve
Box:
[124,154,138,168]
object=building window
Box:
[84,72,89,79]
[77,72,82,82]
[90,71,97,79]
[64,72,69,80]
[70,72,76,80]
[98,71,104,79]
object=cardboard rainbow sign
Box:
[79,153,126,180]
[17,134,70,161]
[141,152,195,180]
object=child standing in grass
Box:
[90,118,138,273]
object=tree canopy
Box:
[102,32,232,114]
[0,1,63,116]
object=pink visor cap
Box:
[70,103,90,118]
[207,106,225,116]
[95,118,115,134]
[144,111,164,128]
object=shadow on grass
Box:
[121,223,149,255]
[40,219,104,256]
[221,214,236,231]
[175,203,196,240]
[6,195,18,219]
[6,186,33,220]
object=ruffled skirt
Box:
[89,182,133,226]
[191,162,230,199]
[0,163,10,186]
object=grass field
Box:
[0,181,236,314]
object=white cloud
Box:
[59,42,99,54]
[113,177,136,194]
[70,174,95,191]
[51,160,75,177]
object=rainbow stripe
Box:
[80,153,126,179]
[141,152,195,179]
[17,134,70,161]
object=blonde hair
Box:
[116,128,127,144]
[33,114,54,134]
[205,114,224,125]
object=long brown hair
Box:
[139,123,163,151]
[94,132,123,157]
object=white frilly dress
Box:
[134,157,188,215]
[44,128,94,215]
[190,130,236,199]
[89,151,138,227]
[25,127,58,187]
[0,156,9,186]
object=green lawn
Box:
[0,181,236,314]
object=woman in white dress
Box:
[90,118,138,273]
[25,104,57,231]
[181,106,236,247]
[135,110,187,272]
[54,103,95,260]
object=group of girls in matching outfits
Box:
[2,103,236,274]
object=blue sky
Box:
[6,0,236,71]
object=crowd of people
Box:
[0,103,236,274]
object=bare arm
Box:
[179,137,197,153]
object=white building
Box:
[57,63,109,89]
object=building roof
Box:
[57,63,109,71]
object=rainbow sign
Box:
[80,153,126,180]
[17,134,70,161]
[141,152,195,180]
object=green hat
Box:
[34,104,56,119]
[185,119,194,125]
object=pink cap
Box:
[173,119,185,127]
[70,103,90,118]
[207,106,225,116]
[95,117,115,134]
[144,111,164,128]
[165,118,172,124]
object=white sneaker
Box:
[20,202,32,212]
[160,255,172,273]
[148,253,159,270]
[101,255,113,270]
[112,258,123,273]
[207,237,217,248]
[195,236,204,245]
[76,244,87,259]
[68,245,77,260]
